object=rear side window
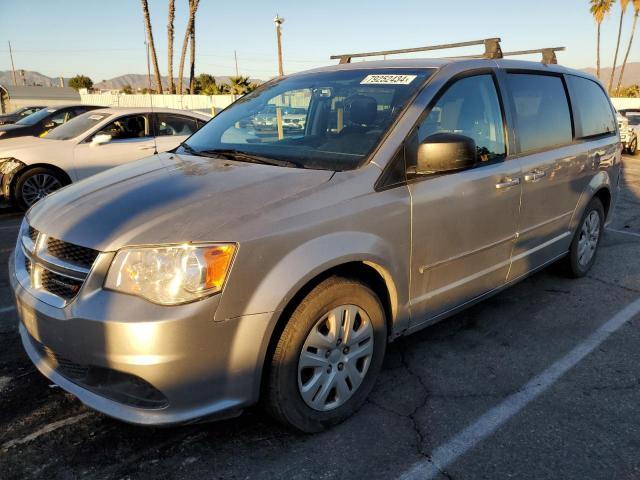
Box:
[507,73,572,153]
[156,113,199,137]
[566,75,616,138]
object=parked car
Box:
[0,106,46,125]
[0,104,101,140]
[0,107,209,208]
[11,57,620,433]
[618,109,639,155]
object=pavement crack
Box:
[586,275,640,294]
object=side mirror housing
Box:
[91,133,112,146]
[416,133,477,174]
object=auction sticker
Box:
[361,74,417,85]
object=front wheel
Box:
[13,167,66,210]
[628,138,637,156]
[266,276,387,432]
[561,197,604,278]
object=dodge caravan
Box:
[10,51,621,432]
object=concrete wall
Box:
[79,93,236,115]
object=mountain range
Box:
[1,63,639,91]
[0,71,262,90]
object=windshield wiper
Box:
[197,149,302,168]
[179,142,198,155]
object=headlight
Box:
[0,157,22,174]
[104,243,236,305]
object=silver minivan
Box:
[10,53,621,432]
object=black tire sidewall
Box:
[568,198,605,277]
[13,167,65,210]
[268,277,387,432]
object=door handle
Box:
[137,145,156,150]
[524,170,546,182]
[495,177,521,189]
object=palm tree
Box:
[227,76,255,95]
[609,0,629,92]
[616,0,640,94]
[140,0,163,93]
[189,15,196,93]
[177,0,200,94]
[590,0,615,80]
[167,0,175,94]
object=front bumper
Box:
[9,252,275,425]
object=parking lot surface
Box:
[1,156,640,480]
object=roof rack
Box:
[330,38,564,65]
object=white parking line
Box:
[1,412,92,451]
[607,228,640,239]
[0,306,16,314]
[399,296,640,480]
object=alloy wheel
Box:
[21,173,62,206]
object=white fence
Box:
[611,97,640,110]
[78,93,639,115]
[79,93,236,114]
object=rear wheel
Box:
[561,197,604,278]
[628,138,637,155]
[14,167,66,210]
[266,276,387,432]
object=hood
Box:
[28,152,335,251]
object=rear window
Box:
[566,75,616,138]
[507,73,573,153]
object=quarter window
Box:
[566,75,616,138]
[506,73,572,153]
[416,74,506,162]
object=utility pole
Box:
[8,41,17,86]
[234,50,239,76]
[274,15,285,76]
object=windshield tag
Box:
[360,74,417,85]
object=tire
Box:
[266,275,387,433]
[628,138,637,156]
[561,197,605,278]
[13,167,66,211]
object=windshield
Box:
[180,69,434,170]
[16,107,56,126]
[46,111,111,140]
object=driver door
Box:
[408,73,522,325]
[72,114,155,180]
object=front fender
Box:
[219,231,410,336]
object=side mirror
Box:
[91,133,112,146]
[416,133,477,174]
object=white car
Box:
[0,107,209,209]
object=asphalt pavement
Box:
[1,156,640,480]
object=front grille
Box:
[27,226,38,243]
[40,269,83,300]
[46,237,99,269]
[19,224,102,306]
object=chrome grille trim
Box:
[16,225,100,307]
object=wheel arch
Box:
[9,162,72,200]
[257,259,400,401]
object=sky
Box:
[1,0,639,82]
